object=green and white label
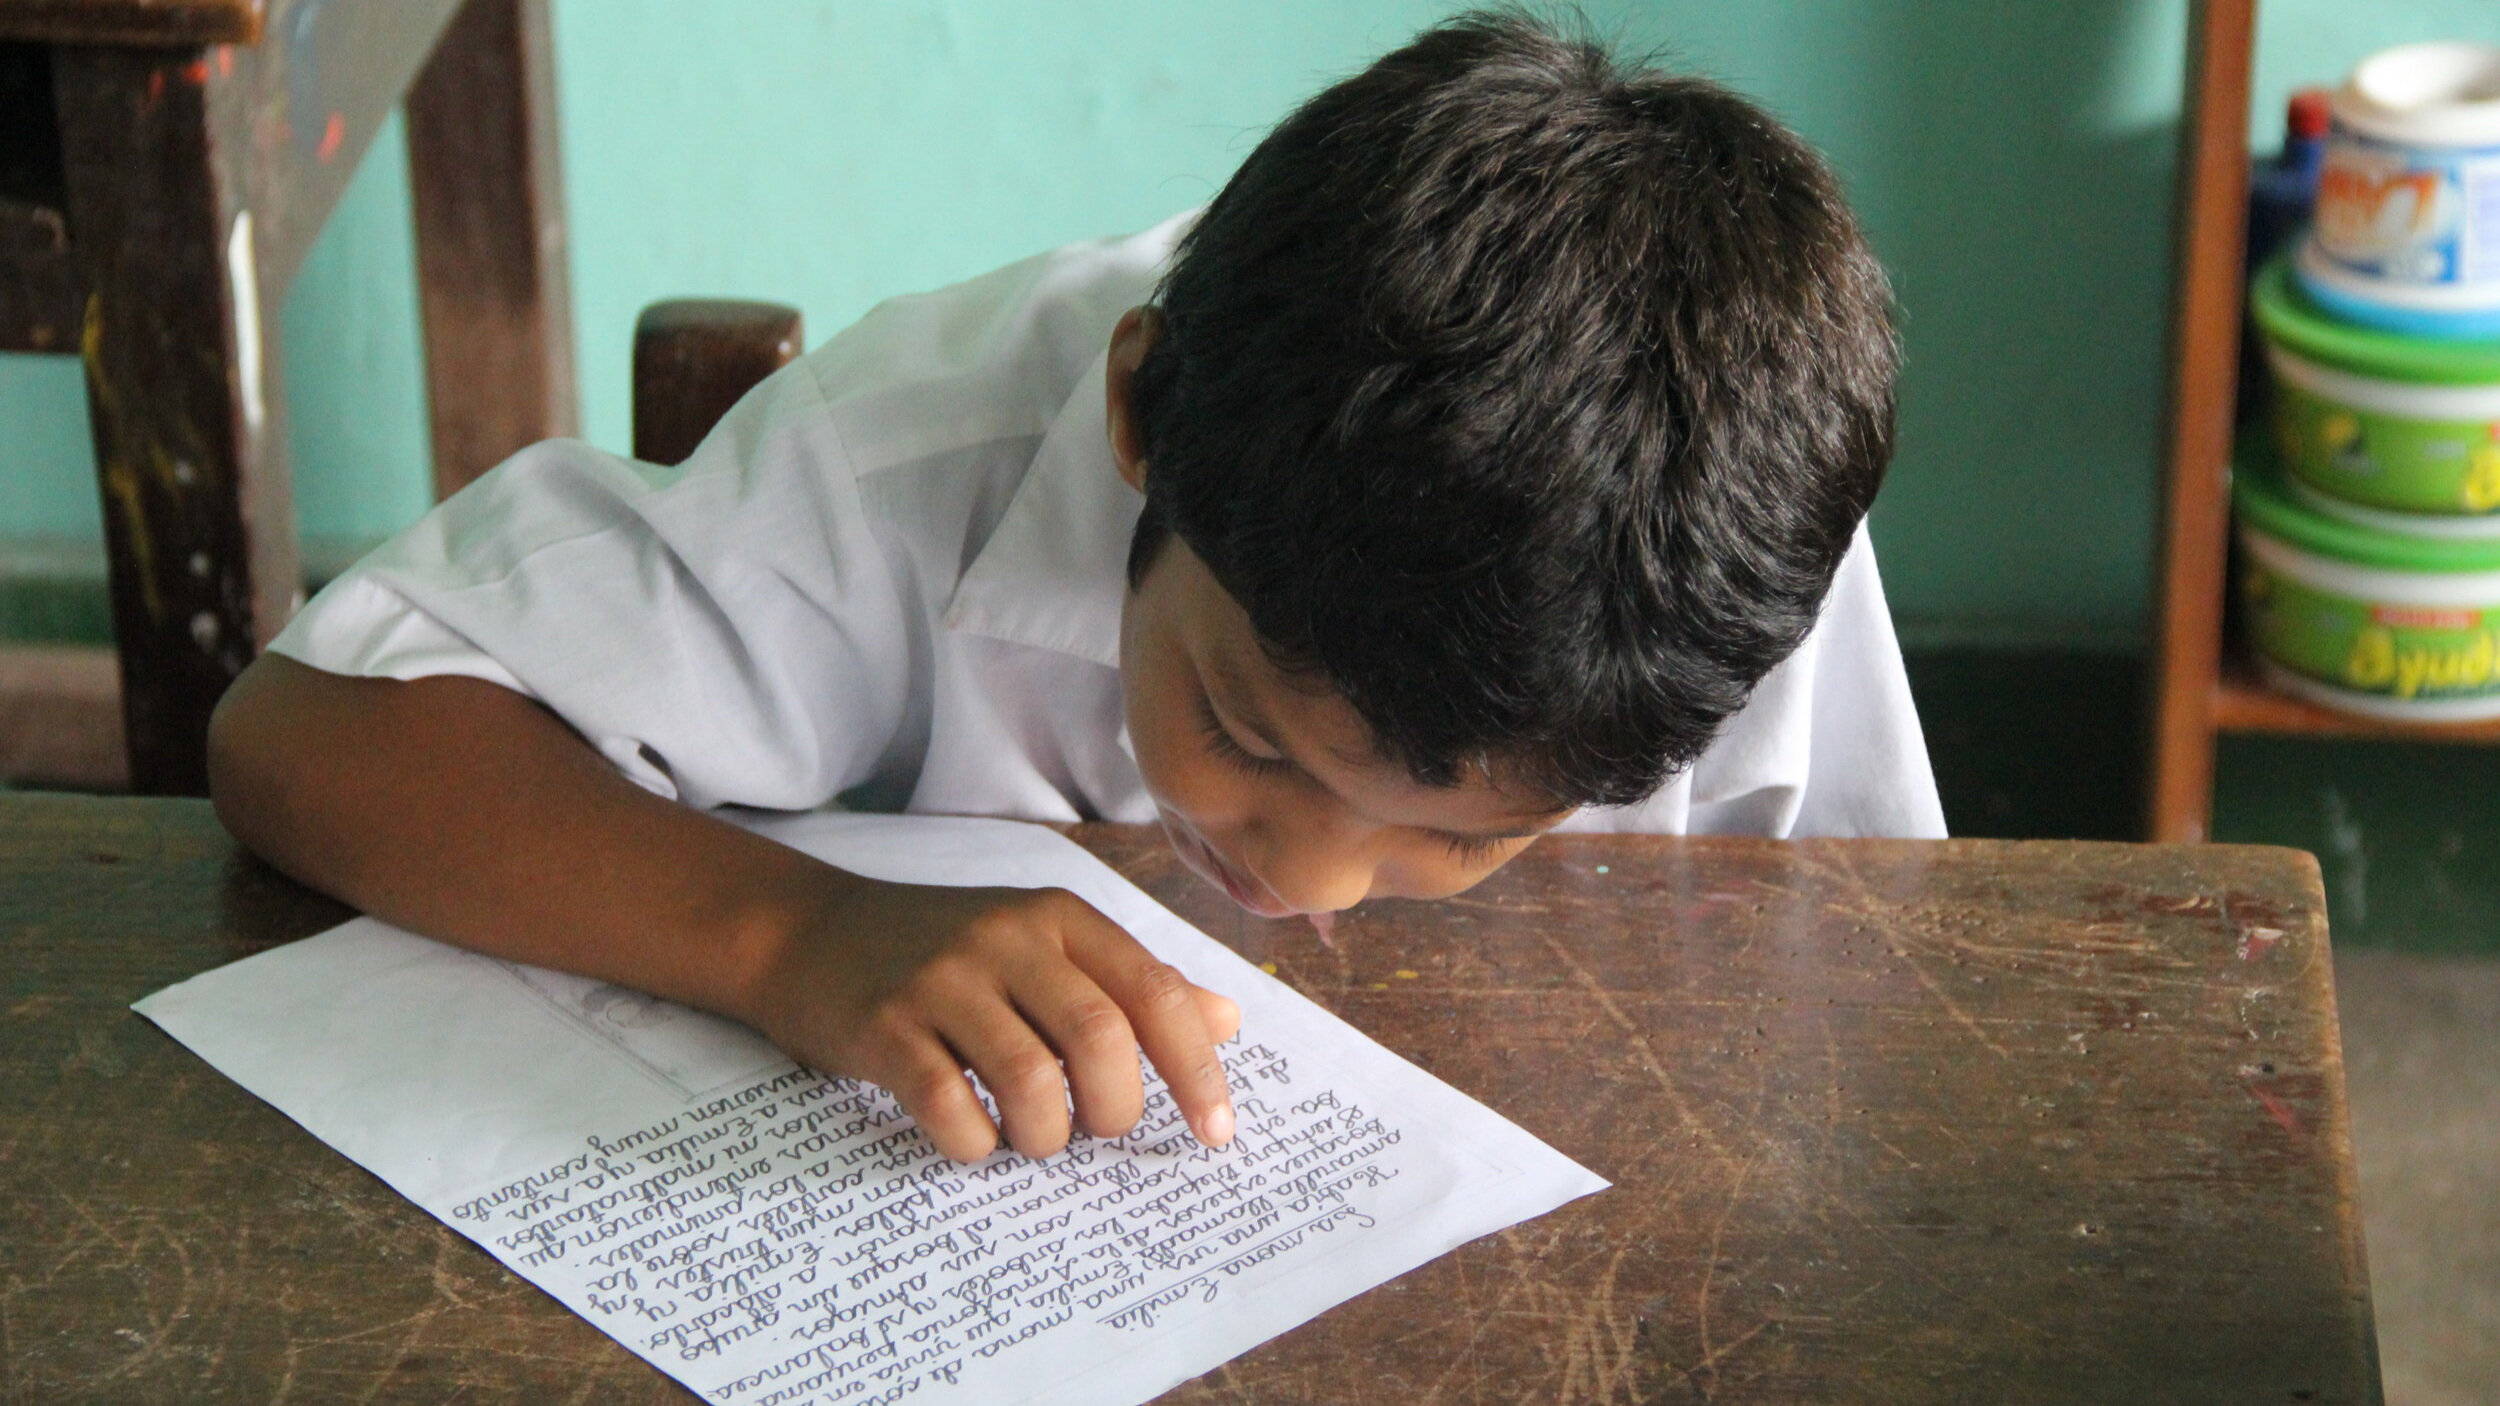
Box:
[2244,558,2500,700]
[2276,381,2500,514]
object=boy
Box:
[209,13,1941,1168]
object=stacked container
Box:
[2238,42,2500,721]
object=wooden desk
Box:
[0,793,2382,1403]
[0,0,574,795]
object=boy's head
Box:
[1107,9,1899,916]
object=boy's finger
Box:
[863,1034,1000,1164]
[1068,933,1235,1148]
[1012,961,1146,1140]
[1194,988,1242,1044]
[941,1005,1076,1159]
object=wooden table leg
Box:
[55,44,296,797]
[406,0,576,500]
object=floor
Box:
[2338,949,2500,1406]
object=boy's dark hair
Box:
[1126,8,1897,808]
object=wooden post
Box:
[2145,0,2256,842]
[405,0,577,500]
[55,43,293,796]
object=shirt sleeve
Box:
[269,358,916,812]
[1781,525,1947,838]
[1560,522,1946,839]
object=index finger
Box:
[1063,922,1235,1148]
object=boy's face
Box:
[1107,309,1572,918]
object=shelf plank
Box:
[2215,669,2500,743]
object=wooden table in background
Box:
[0,793,2382,1403]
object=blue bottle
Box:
[2240,89,2330,426]
[2250,88,2330,277]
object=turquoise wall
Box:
[7,0,2500,645]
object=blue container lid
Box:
[2294,266,2500,342]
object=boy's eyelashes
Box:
[1196,694,1297,779]
[1193,692,1521,869]
[1435,831,1512,866]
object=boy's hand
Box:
[742,881,1241,1163]
[209,662,1232,1167]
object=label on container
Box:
[2244,558,2500,701]
[2275,383,2500,513]
[2314,130,2500,288]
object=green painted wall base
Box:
[2214,735,2500,956]
[1902,648,2147,843]
[1902,648,2500,955]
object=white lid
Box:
[2334,41,2500,147]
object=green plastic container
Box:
[2236,443,2500,720]
[2251,258,2500,515]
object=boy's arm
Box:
[207,653,1238,1161]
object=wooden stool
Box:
[0,0,575,795]
[631,298,804,466]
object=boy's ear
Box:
[1104,306,1162,494]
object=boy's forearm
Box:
[206,654,837,1024]
[209,654,1244,1161]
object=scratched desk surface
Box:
[0,793,2378,1404]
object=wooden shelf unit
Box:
[2145,0,2500,840]
[2214,657,2500,742]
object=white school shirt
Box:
[272,213,1946,840]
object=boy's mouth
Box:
[1159,813,1294,918]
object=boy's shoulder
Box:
[652,217,1193,677]
[777,213,1196,477]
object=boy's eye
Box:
[1439,832,1511,866]
[1198,696,1296,779]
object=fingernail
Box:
[1201,1102,1234,1146]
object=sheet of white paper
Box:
[135,813,1606,1406]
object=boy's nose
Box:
[1250,832,1377,916]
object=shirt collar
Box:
[942,350,1137,669]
